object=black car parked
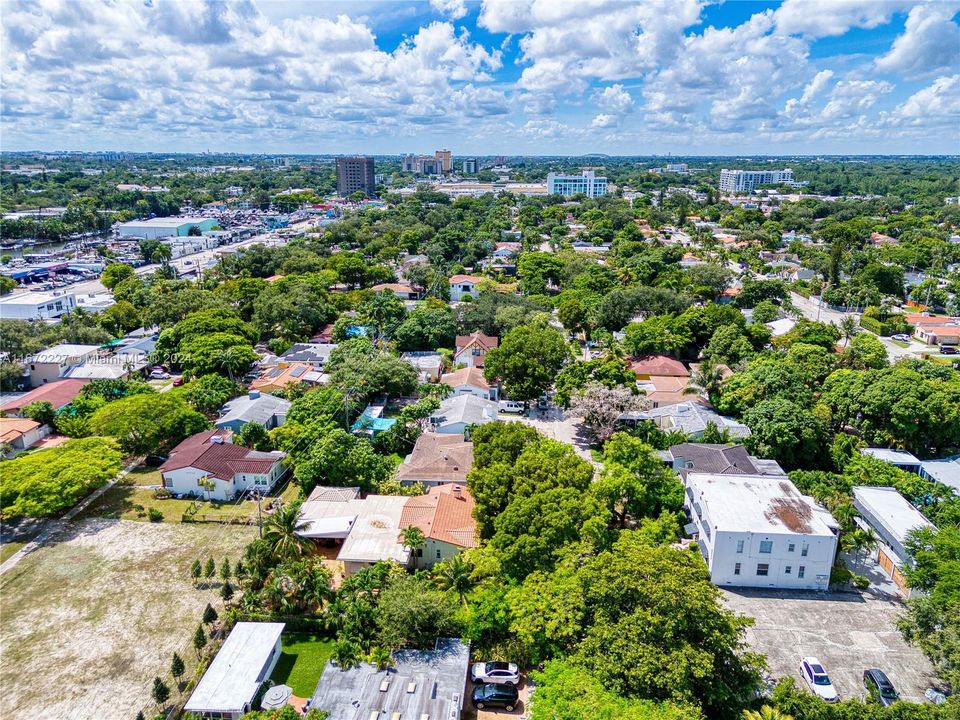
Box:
[864,668,899,707]
[472,682,520,711]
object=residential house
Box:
[160,429,287,501]
[913,319,960,347]
[310,638,470,720]
[662,443,785,481]
[441,366,498,400]
[184,622,285,720]
[852,486,935,596]
[767,318,797,337]
[686,472,839,590]
[401,351,444,383]
[25,344,101,386]
[455,331,498,369]
[216,391,291,432]
[0,417,45,455]
[396,433,473,487]
[628,354,688,380]
[860,448,922,474]
[448,274,484,302]
[279,343,337,369]
[618,402,751,439]
[636,375,694,408]
[399,483,478,566]
[370,282,420,300]
[430,394,498,434]
[0,378,88,416]
[920,455,960,495]
[250,362,322,394]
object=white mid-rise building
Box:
[719,168,795,193]
[547,170,608,198]
[685,472,838,590]
[0,291,77,321]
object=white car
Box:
[471,661,520,685]
[891,334,911,342]
[149,370,171,380]
[800,657,838,702]
[498,400,523,414]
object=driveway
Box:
[461,677,532,720]
[504,408,598,466]
[722,588,938,703]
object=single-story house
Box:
[454,331,498,369]
[310,638,470,720]
[0,378,88,416]
[216,391,291,432]
[618,402,751,440]
[0,417,45,454]
[767,318,797,337]
[441,366,497,400]
[914,320,960,347]
[430,394,498,435]
[396,433,473,487]
[370,282,420,300]
[852,486,936,596]
[279,343,337,369]
[401,351,444,383]
[860,447,922,474]
[184,622,285,720]
[160,429,287,501]
[250,362,323,394]
[661,443,785,482]
[628,354,688,380]
[637,375,694,408]
[448,274,484,302]
[399,484,478,567]
[25,343,101,386]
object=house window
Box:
[801,544,809,557]
[785,566,792,574]
[798,566,805,579]
[436,549,441,560]
[734,563,741,575]
[759,540,773,554]
[756,564,769,576]
[736,540,744,554]
[788,543,796,552]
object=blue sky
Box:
[2,0,958,155]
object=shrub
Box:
[147,508,163,523]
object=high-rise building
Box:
[719,168,795,194]
[435,149,452,173]
[546,170,608,198]
[401,153,444,174]
[336,156,375,197]
[461,158,478,174]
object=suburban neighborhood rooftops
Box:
[160,429,285,481]
[448,274,483,284]
[306,486,361,503]
[687,473,838,536]
[0,378,88,414]
[0,417,40,444]
[852,486,935,547]
[396,433,474,485]
[628,354,689,377]
[431,394,498,428]
[279,343,337,366]
[441,366,490,390]
[455,331,498,351]
[184,622,285,715]
[665,443,779,476]
[28,343,100,362]
[217,392,291,427]
[623,402,751,438]
[398,484,477,548]
[920,456,960,493]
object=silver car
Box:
[471,661,520,685]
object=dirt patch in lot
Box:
[0,518,255,720]
[723,588,938,703]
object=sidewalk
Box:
[0,458,141,576]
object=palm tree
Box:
[263,503,311,562]
[743,708,793,720]
[684,361,726,401]
[197,476,216,501]
[332,639,363,669]
[840,316,859,347]
[400,525,426,569]
[151,242,173,266]
[432,554,476,607]
[368,646,394,673]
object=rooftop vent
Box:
[380,679,390,692]
[407,682,417,693]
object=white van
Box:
[498,400,524,414]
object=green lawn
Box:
[125,466,164,487]
[890,340,911,348]
[269,634,335,697]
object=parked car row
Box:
[471,660,522,712]
[800,657,900,706]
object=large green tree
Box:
[87,393,208,454]
[483,322,570,401]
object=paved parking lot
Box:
[723,588,938,703]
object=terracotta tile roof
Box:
[455,332,498,353]
[250,362,315,391]
[371,282,416,294]
[0,379,89,415]
[399,484,477,548]
[448,274,484,284]
[0,417,40,443]
[396,434,474,484]
[629,354,689,377]
[160,429,285,481]
[441,367,490,391]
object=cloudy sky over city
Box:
[2,0,959,154]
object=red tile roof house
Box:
[440,367,498,400]
[398,484,478,568]
[628,354,689,380]
[0,378,89,416]
[448,274,484,302]
[160,429,287,502]
[454,332,498,369]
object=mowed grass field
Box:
[0,518,255,720]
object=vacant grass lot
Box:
[0,518,255,720]
[270,634,335,697]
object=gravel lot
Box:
[722,588,938,703]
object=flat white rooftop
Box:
[0,291,75,305]
[298,494,410,565]
[852,486,935,546]
[861,448,921,465]
[687,473,837,536]
[30,343,100,361]
[118,216,209,227]
[921,456,960,493]
[185,622,284,714]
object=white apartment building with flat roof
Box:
[547,170,608,197]
[0,291,76,320]
[719,168,795,193]
[686,472,839,590]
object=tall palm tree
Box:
[432,554,476,607]
[743,708,793,720]
[840,316,859,347]
[263,503,311,562]
[400,525,426,569]
[684,361,726,401]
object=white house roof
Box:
[297,494,410,565]
[860,447,921,465]
[217,392,292,427]
[431,394,498,429]
[687,473,838,536]
[625,402,750,438]
[185,622,285,714]
[921,456,960,493]
[29,343,99,362]
[766,318,797,337]
[852,486,935,547]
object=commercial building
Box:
[311,638,470,720]
[435,148,452,173]
[115,217,217,239]
[461,157,478,173]
[335,156,375,197]
[546,170,608,197]
[685,472,839,590]
[0,291,77,321]
[184,622,285,720]
[719,168,796,194]
[852,486,936,596]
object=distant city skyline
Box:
[2,0,959,155]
